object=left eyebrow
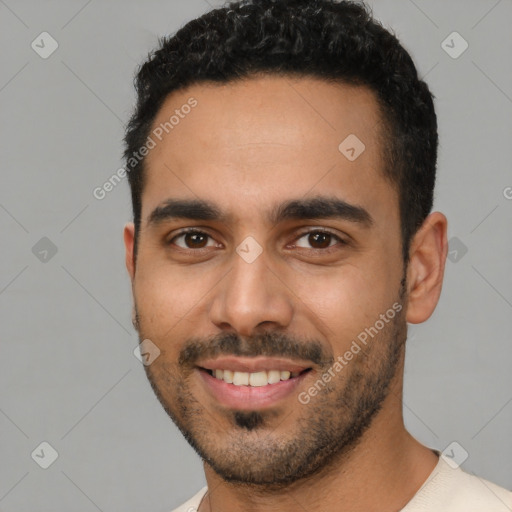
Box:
[269,196,373,227]
[147,196,374,228]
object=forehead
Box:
[141,75,396,226]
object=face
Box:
[126,75,409,486]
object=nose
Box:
[208,249,294,337]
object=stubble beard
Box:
[136,285,408,489]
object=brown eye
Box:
[184,232,208,248]
[294,229,344,251]
[308,232,332,249]
[170,230,215,250]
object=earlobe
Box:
[405,212,448,324]
[123,222,136,281]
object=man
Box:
[122,0,512,510]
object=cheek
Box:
[133,253,226,355]
[287,261,399,348]
[134,261,196,338]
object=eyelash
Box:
[167,227,348,255]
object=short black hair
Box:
[123,0,437,266]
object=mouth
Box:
[196,356,313,409]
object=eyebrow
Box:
[147,196,373,228]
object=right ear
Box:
[123,222,136,281]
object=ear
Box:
[123,222,136,282]
[405,211,448,324]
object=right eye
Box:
[168,229,221,251]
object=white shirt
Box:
[170,452,512,511]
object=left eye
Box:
[293,230,344,250]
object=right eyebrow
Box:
[147,198,226,227]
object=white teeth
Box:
[233,371,249,386]
[267,370,281,384]
[223,369,234,383]
[249,371,268,387]
[210,369,302,386]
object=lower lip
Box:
[197,368,311,410]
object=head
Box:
[123,0,447,488]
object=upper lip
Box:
[197,356,312,373]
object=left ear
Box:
[405,211,448,324]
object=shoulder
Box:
[445,469,512,510]
[404,456,512,511]
[169,486,208,512]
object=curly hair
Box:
[123,0,438,265]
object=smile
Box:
[196,356,314,409]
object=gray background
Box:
[1,0,511,510]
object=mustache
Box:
[178,331,333,368]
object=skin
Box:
[123,75,448,511]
